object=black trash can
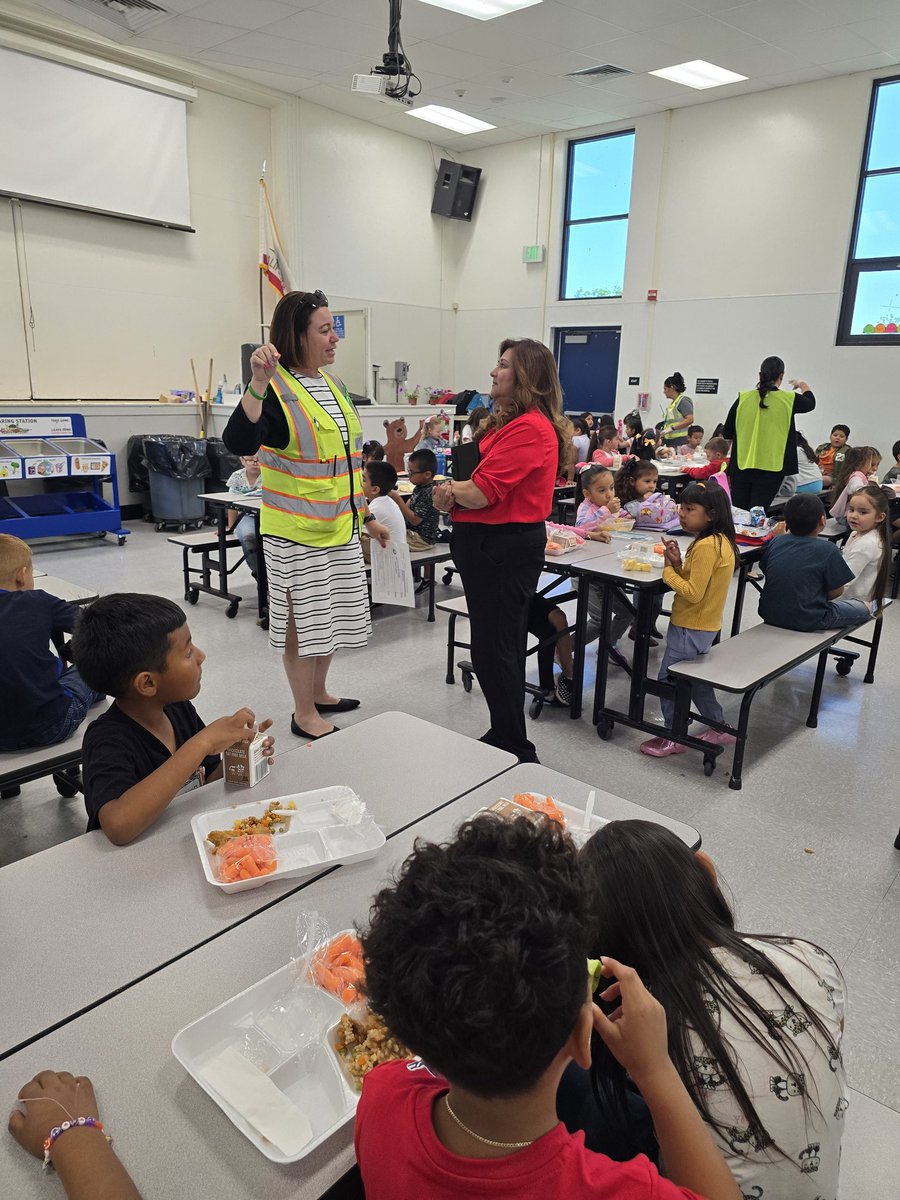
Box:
[142,435,211,531]
[206,438,242,491]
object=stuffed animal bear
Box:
[383,417,425,472]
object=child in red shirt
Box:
[683,436,729,482]
[356,816,740,1200]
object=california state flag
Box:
[259,179,294,297]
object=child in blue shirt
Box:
[0,534,104,751]
[759,495,871,631]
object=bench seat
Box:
[0,699,111,796]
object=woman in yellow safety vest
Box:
[659,371,694,449]
[722,356,815,510]
[224,290,390,740]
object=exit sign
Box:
[522,244,545,263]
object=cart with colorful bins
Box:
[0,413,129,544]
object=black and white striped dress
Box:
[264,373,371,657]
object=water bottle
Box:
[435,450,446,476]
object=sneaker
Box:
[640,736,687,757]
[554,674,575,706]
[697,729,737,746]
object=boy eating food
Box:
[356,815,739,1200]
[71,593,273,844]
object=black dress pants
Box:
[451,521,546,762]
[728,467,784,510]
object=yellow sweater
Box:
[663,534,735,632]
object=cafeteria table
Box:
[0,763,699,1200]
[198,490,266,621]
[0,712,514,1060]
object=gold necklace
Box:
[443,1095,535,1150]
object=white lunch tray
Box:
[172,955,360,1162]
[191,786,385,893]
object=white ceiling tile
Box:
[821,51,900,74]
[408,40,507,81]
[753,65,832,88]
[846,16,900,53]
[212,62,324,92]
[435,24,552,65]
[567,34,696,74]
[715,0,841,41]
[778,26,889,66]
[129,15,242,51]
[517,48,617,76]
[557,0,703,35]
[259,9,385,57]
[187,0,303,31]
[500,1,630,49]
[797,0,900,24]
[198,33,360,71]
[647,16,798,76]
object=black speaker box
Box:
[431,158,482,221]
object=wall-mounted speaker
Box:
[431,158,482,222]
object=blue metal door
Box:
[554,326,621,415]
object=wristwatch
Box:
[362,513,375,525]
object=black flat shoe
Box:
[291,716,339,739]
[314,698,360,714]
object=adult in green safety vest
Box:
[224,290,391,741]
[660,371,694,448]
[722,356,815,510]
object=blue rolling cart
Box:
[0,413,130,545]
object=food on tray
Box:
[214,834,278,882]
[622,557,653,572]
[206,799,295,848]
[333,1011,412,1090]
[653,543,666,556]
[511,792,566,826]
[545,527,579,553]
[597,516,636,531]
[311,932,365,1006]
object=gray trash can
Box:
[143,436,210,531]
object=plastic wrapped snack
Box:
[214,834,277,883]
[310,932,365,1007]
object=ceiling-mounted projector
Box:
[351,0,420,107]
[351,74,414,106]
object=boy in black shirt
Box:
[390,448,441,549]
[0,534,104,752]
[71,593,274,844]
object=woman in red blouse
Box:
[434,339,569,761]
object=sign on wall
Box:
[333,315,345,339]
[695,378,719,395]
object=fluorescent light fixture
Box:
[407,105,496,134]
[418,0,542,20]
[649,59,747,89]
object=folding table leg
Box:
[864,616,882,683]
[806,650,829,728]
[728,689,756,791]
[446,613,457,684]
[570,581,589,720]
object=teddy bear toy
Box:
[383,416,425,472]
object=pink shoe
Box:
[697,729,736,746]
[640,736,687,757]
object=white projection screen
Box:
[0,47,192,229]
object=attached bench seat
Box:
[0,699,111,798]
[168,529,244,617]
[668,611,887,790]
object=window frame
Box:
[559,129,635,303]
[837,74,900,346]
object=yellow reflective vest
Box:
[733,389,794,472]
[662,393,693,443]
[257,367,364,547]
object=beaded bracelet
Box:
[43,1117,111,1171]
[246,384,267,402]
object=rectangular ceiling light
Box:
[418,0,542,19]
[650,59,747,89]
[407,105,496,134]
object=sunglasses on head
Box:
[301,289,328,310]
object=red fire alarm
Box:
[647,288,658,302]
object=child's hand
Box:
[203,708,257,754]
[589,529,612,543]
[663,539,682,568]
[608,497,622,513]
[258,717,275,759]
[9,1071,100,1159]
[367,520,390,548]
[771,521,786,536]
[591,958,670,1087]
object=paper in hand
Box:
[370,537,416,608]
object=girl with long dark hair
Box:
[574,820,847,1199]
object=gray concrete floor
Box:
[4,523,899,1195]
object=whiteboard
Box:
[0,47,191,229]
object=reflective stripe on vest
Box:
[662,395,690,441]
[734,389,794,472]
[258,368,364,547]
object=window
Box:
[838,76,900,345]
[560,131,635,300]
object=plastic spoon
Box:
[582,789,596,833]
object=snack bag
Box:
[214,833,277,882]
